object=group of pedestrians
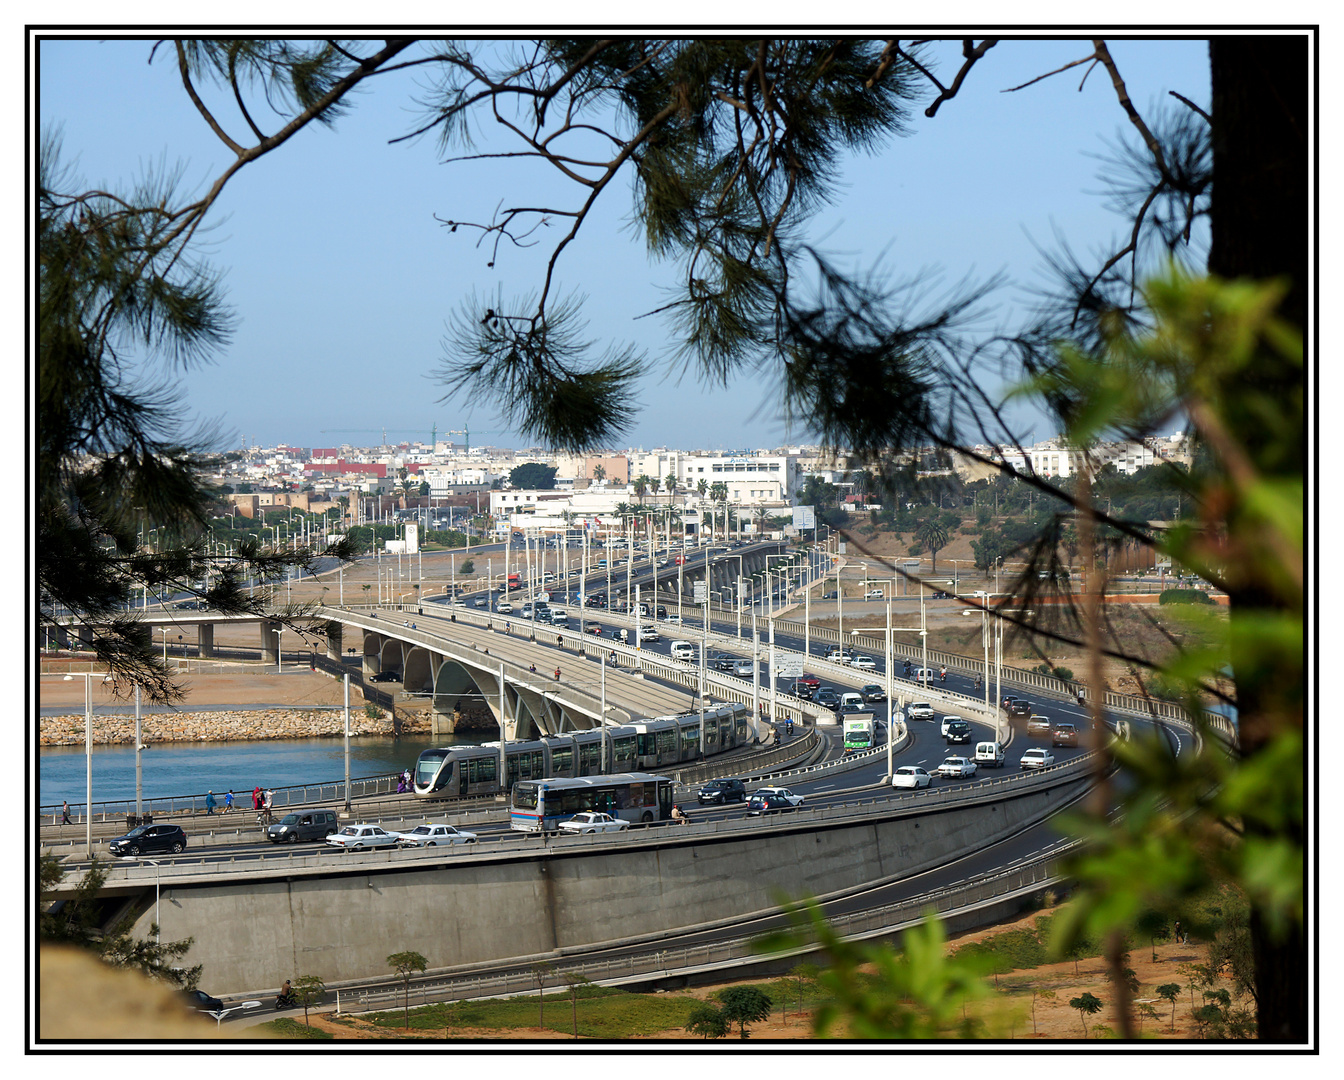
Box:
[250,786,275,821]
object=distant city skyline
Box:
[38,37,1211,453]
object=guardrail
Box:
[323,840,1075,1014]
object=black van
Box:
[267,810,339,843]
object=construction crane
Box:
[320,425,440,448]
[442,426,498,453]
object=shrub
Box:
[1158,588,1213,605]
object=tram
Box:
[412,702,752,800]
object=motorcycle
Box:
[275,991,297,1010]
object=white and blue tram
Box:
[413,702,751,799]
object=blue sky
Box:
[36,36,1212,454]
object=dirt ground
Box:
[287,905,1221,1041]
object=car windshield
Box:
[280,814,300,825]
[337,827,358,836]
[408,826,431,835]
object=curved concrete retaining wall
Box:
[114,767,1090,994]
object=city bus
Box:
[843,714,876,752]
[509,772,674,832]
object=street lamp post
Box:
[63,672,109,859]
[273,627,284,673]
[157,626,170,666]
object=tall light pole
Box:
[157,627,170,666]
[63,672,108,859]
[273,627,285,673]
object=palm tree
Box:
[915,518,950,574]
[632,475,649,505]
[592,463,606,483]
[665,473,678,505]
[696,478,708,499]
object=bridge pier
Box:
[260,619,282,666]
[325,624,343,662]
[198,623,215,658]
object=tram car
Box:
[412,702,751,799]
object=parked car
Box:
[393,823,478,847]
[325,823,399,851]
[266,810,338,844]
[907,701,935,721]
[752,786,804,807]
[1020,748,1056,770]
[109,823,186,857]
[1052,723,1079,747]
[559,811,629,834]
[849,655,877,670]
[891,766,932,789]
[935,755,978,778]
[860,683,886,702]
[943,719,973,744]
[697,778,748,805]
[180,988,224,1014]
[746,793,799,816]
[1026,713,1052,734]
[369,671,400,683]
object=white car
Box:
[865,589,884,599]
[935,756,978,778]
[474,598,487,607]
[907,702,935,721]
[496,602,514,614]
[752,786,804,807]
[939,715,965,736]
[393,823,478,847]
[849,655,877,670]
[662,614,683,624]
[558,812,629,834]
[325,824,399,851]
[891,766,932,789]
[638,626,659,641]
[1020,748,1056,770]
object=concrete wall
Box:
[125,771,1088,994]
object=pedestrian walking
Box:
[61,801,71,826]
[554,666,561,681]
[253,786,261,812]
[205,790,217,815]
[263,788,274,823]
[1174,919,1185,945]
[224,790,234,813]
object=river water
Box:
[36,733,487,810]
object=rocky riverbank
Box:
[39,709,433,747]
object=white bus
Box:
[509,772,674,832]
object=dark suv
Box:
[109,823,187,857]
[697,778,747,805]
[1009,699,1032,717]
[267,809,339,843]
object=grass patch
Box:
[258,1017,333,1039]
[364,985,705,1039]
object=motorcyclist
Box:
[275,979,295,1009]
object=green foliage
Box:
[387,950,428,1030]
[459,558,474,575]
[757,902,1013,1038]
[508,462,559,490]
[38,853,200,988]
[685,1002,730,1039]
[1158,588,1214,605]
[292,974,326,1027]
[261,1017,333,1039]
[714,985,773,1039]
[1156,983,1182,1031]
[1069,991,1104,1036]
